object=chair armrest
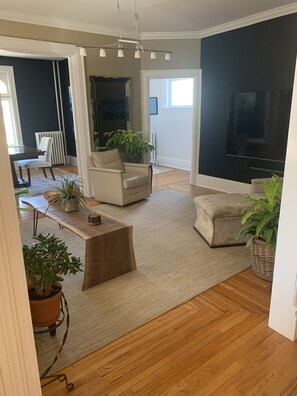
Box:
[89,167,124,203]
[124,163,151,175]
[88,167,123,174]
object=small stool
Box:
[194,193,249,247]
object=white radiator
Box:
[150,130,157,165]
[35,131,66,165]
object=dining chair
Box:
[18,137,55,186]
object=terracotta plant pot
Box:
[29,285,62,327]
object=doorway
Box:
[142,69,201,184]
[0,36,91,194]
[149,77,193,170]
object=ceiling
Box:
[0,0,296,38]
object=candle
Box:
[88,213,101,225]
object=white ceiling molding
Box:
[0,8,134,38]
[141,31,201,40]
[198,3,297,39]
[0,3,296,41]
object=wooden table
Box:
[8,145,45,187]
[21,195,137,290]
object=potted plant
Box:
[15,187,31,211]
[22,233,82,327]
[49,176,87,212]
[237,175,283,281]
[104,129,155,163]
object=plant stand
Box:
[34,292,74,391]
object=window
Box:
[0,66,22,146]
[167,78,193,108]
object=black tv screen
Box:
[226,89,292,162]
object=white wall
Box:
[150,79,193,170]
[268,56,297,340]
[0,101,41,395]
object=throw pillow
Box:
[91,149,125,171]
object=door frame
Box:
[0,35,91,395]
[141,69,201,184]
[0,36,92,194]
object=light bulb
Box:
[165,53,171,61]
[135,50,141,59]
[79,47,87,56]
[150,52,156,60]
[99,48,106,57]
[118,48,124,58]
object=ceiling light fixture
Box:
[78,0,172,61]
[99,48,106,57]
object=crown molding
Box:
[198,3,297,38]
[141,3,297,40]
[140,31,201,40]
[0,9,134,38]
[0,3,296,41]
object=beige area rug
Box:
[19,190,250,375]
[14,168,77,196]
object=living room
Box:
[1,1,297,395]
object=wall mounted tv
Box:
[226,89,292,162]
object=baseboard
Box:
[195,174,250,193]
[157,156,191,170]
[67,155,77,166]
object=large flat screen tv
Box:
[226,89,292,162]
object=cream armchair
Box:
[88,149,152,206]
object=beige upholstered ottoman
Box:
[194,193,248,247]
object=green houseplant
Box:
[23,233,82,327]
[49,176,87,213]
[15,187,32,211]
[237,175,283,280]
[104,129,155,163]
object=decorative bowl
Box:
[44,190,59,202]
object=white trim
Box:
[268,56,297,340]
[0,36,92,196]
[141,69,201,185]
[198,3,297,38]
[67,155,78,166]
[0,35,91,393]
[196,174,250,194]
[0,4,296,41]
[0,36,78,57]
[0,103,41,395]
[141,31,201,40]
[67,51,92,196]
[142,4,297,40]
[157,156,191,171]
[0,65,23,146]
[0,8,132,39]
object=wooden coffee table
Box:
[21,195,136,290]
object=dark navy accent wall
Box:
[200,13,297,183]
[0,56,59,148]
[59,60,76,157]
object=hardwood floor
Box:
[40,167,297,396]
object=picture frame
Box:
[150,97,158,115]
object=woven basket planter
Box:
[249,239,275,281]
